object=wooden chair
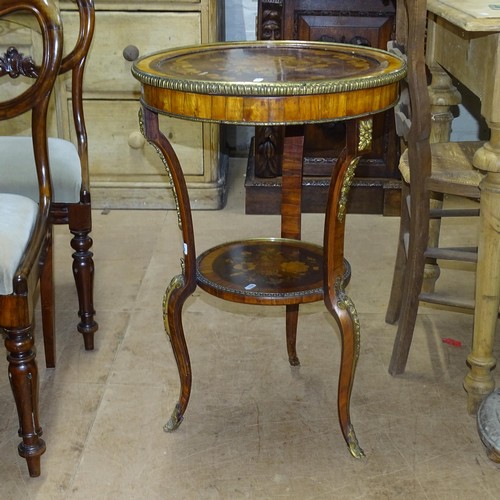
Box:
[385,0,485,375]
[0,0,97,358]
[0,0,63,477]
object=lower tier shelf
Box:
[196,238,351,305]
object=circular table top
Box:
[132,41,406,125]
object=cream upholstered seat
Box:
[0,137,81,203]
[0,194,38,295]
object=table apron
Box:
[140,84,400,125]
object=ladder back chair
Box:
[0,0,63,477]
[0,0,97,357]
[385,0,486,377]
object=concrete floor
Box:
[1,159,499,499]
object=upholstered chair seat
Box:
[0,136,81,203]
[0,193,38,295]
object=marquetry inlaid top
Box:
[132,41,406,125]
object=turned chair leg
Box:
[5,324,46,477]
[286,304,300,366]
[69,205,97,350]
[70,228,97,349]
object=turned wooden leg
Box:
[427,64,461,144]
[286,304,300,366]
[463,126,500,413]
[464,176,500,413]
[326,279,364,458]
[5,324,46,477]
[69,205,97,350]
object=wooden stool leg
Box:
[5,324,46,477]
[388,185,430,375]
[386,181,410,325]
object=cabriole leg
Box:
[163,275,192,432]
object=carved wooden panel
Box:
[247,0,400,215]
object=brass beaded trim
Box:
[196,252,352,299]
[132,41,406,97]
[133,69,406,96]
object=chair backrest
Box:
[58,0,95,198]
[392,0,432,182]
[0,0,63,293]
[0,0,63,211]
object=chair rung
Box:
[424,247,477,262]
[419,292,474,311]
[429,208,480,218]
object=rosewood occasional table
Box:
[132,41,405,458]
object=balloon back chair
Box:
[385,0,485,375]
[0,0,63,477]
[0,0,97,357]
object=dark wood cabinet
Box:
[245,0,400,215]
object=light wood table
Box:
[132,41,405,457]
[426,0,500,413]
